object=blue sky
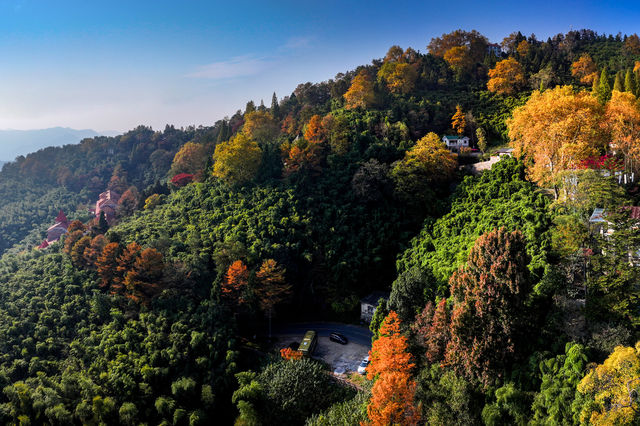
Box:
[0,0,639,131]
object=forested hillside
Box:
[2,28,640,424]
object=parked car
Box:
[329,332,348,344]
[357,356,370,375]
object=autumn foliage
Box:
[487,58,526,95]
[222,260,249,304]
[603,90,640,171]
[508,85,606,194]
[344,70,376,109]
[445,228,531,387]
[366,311,421,425]
[280,348,303,361]
[170,173,195,187]
[577,342,640,425]
[571,53,598,85]
[213,133,262,185]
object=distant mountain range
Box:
[0,127,120,162]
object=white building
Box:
[442,135,470,152]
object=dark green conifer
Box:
[270,92,280,119]
[625,69,637,94]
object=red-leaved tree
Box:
[445,228,531,388]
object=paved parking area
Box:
[272,322,372,374]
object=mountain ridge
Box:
[0,127,121,162]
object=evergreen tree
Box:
[625,69,637,94]
[270,92,280,119]
[245,100,256,114]
[217,120,230,143]
[98,211,109,234]
[597,68,612,103]
[613,70,624,92]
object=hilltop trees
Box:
[508,86,606,196]
[344,69,376,109]
[571,54,598,85]
[391,132,457,211]
[169,142,208,178]
[487,58,526,95]
[377,46,419,94]
[213,133,262,185]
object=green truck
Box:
[299,330,317,357]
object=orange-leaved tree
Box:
[344,69,376,109]
[96,242,120,288]
[508,85,606,197]
[280,347,303,361]
[451,105,466,135]
[114,242,142,295]
[303,115,327,145]
[571,54,598,85]
[256,259,291,337]
[487,58,526,95]
[124,247,165,305]
[169,141,208,178]
[222,260,249,305]
[366,311,421,425]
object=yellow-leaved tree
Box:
[344,69,376,109]
[507,86,606,197]
[212,133,262,185]
[576,342,640,425]
[571,53,598,85]
[604,90,640,172]
[487,58,526,95]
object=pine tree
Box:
[614,70,625,92]
[245,101,256,114]
[270,92,280,119]
[625,69,637,94]
[217,120,230,143]
[597,68,612,103]
[97,211,109,234]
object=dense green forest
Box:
[2,28,640,424]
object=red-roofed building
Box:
[46,210,69,243]
[95,190,120,223]
[38,240,50,249]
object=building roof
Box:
[590,206,640,223]
[55,210,68,224]
[495,148,514,154]
[47,222,67,232]
[589,207,606,223]
[443,135,468,140]
[360,291,390,306]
